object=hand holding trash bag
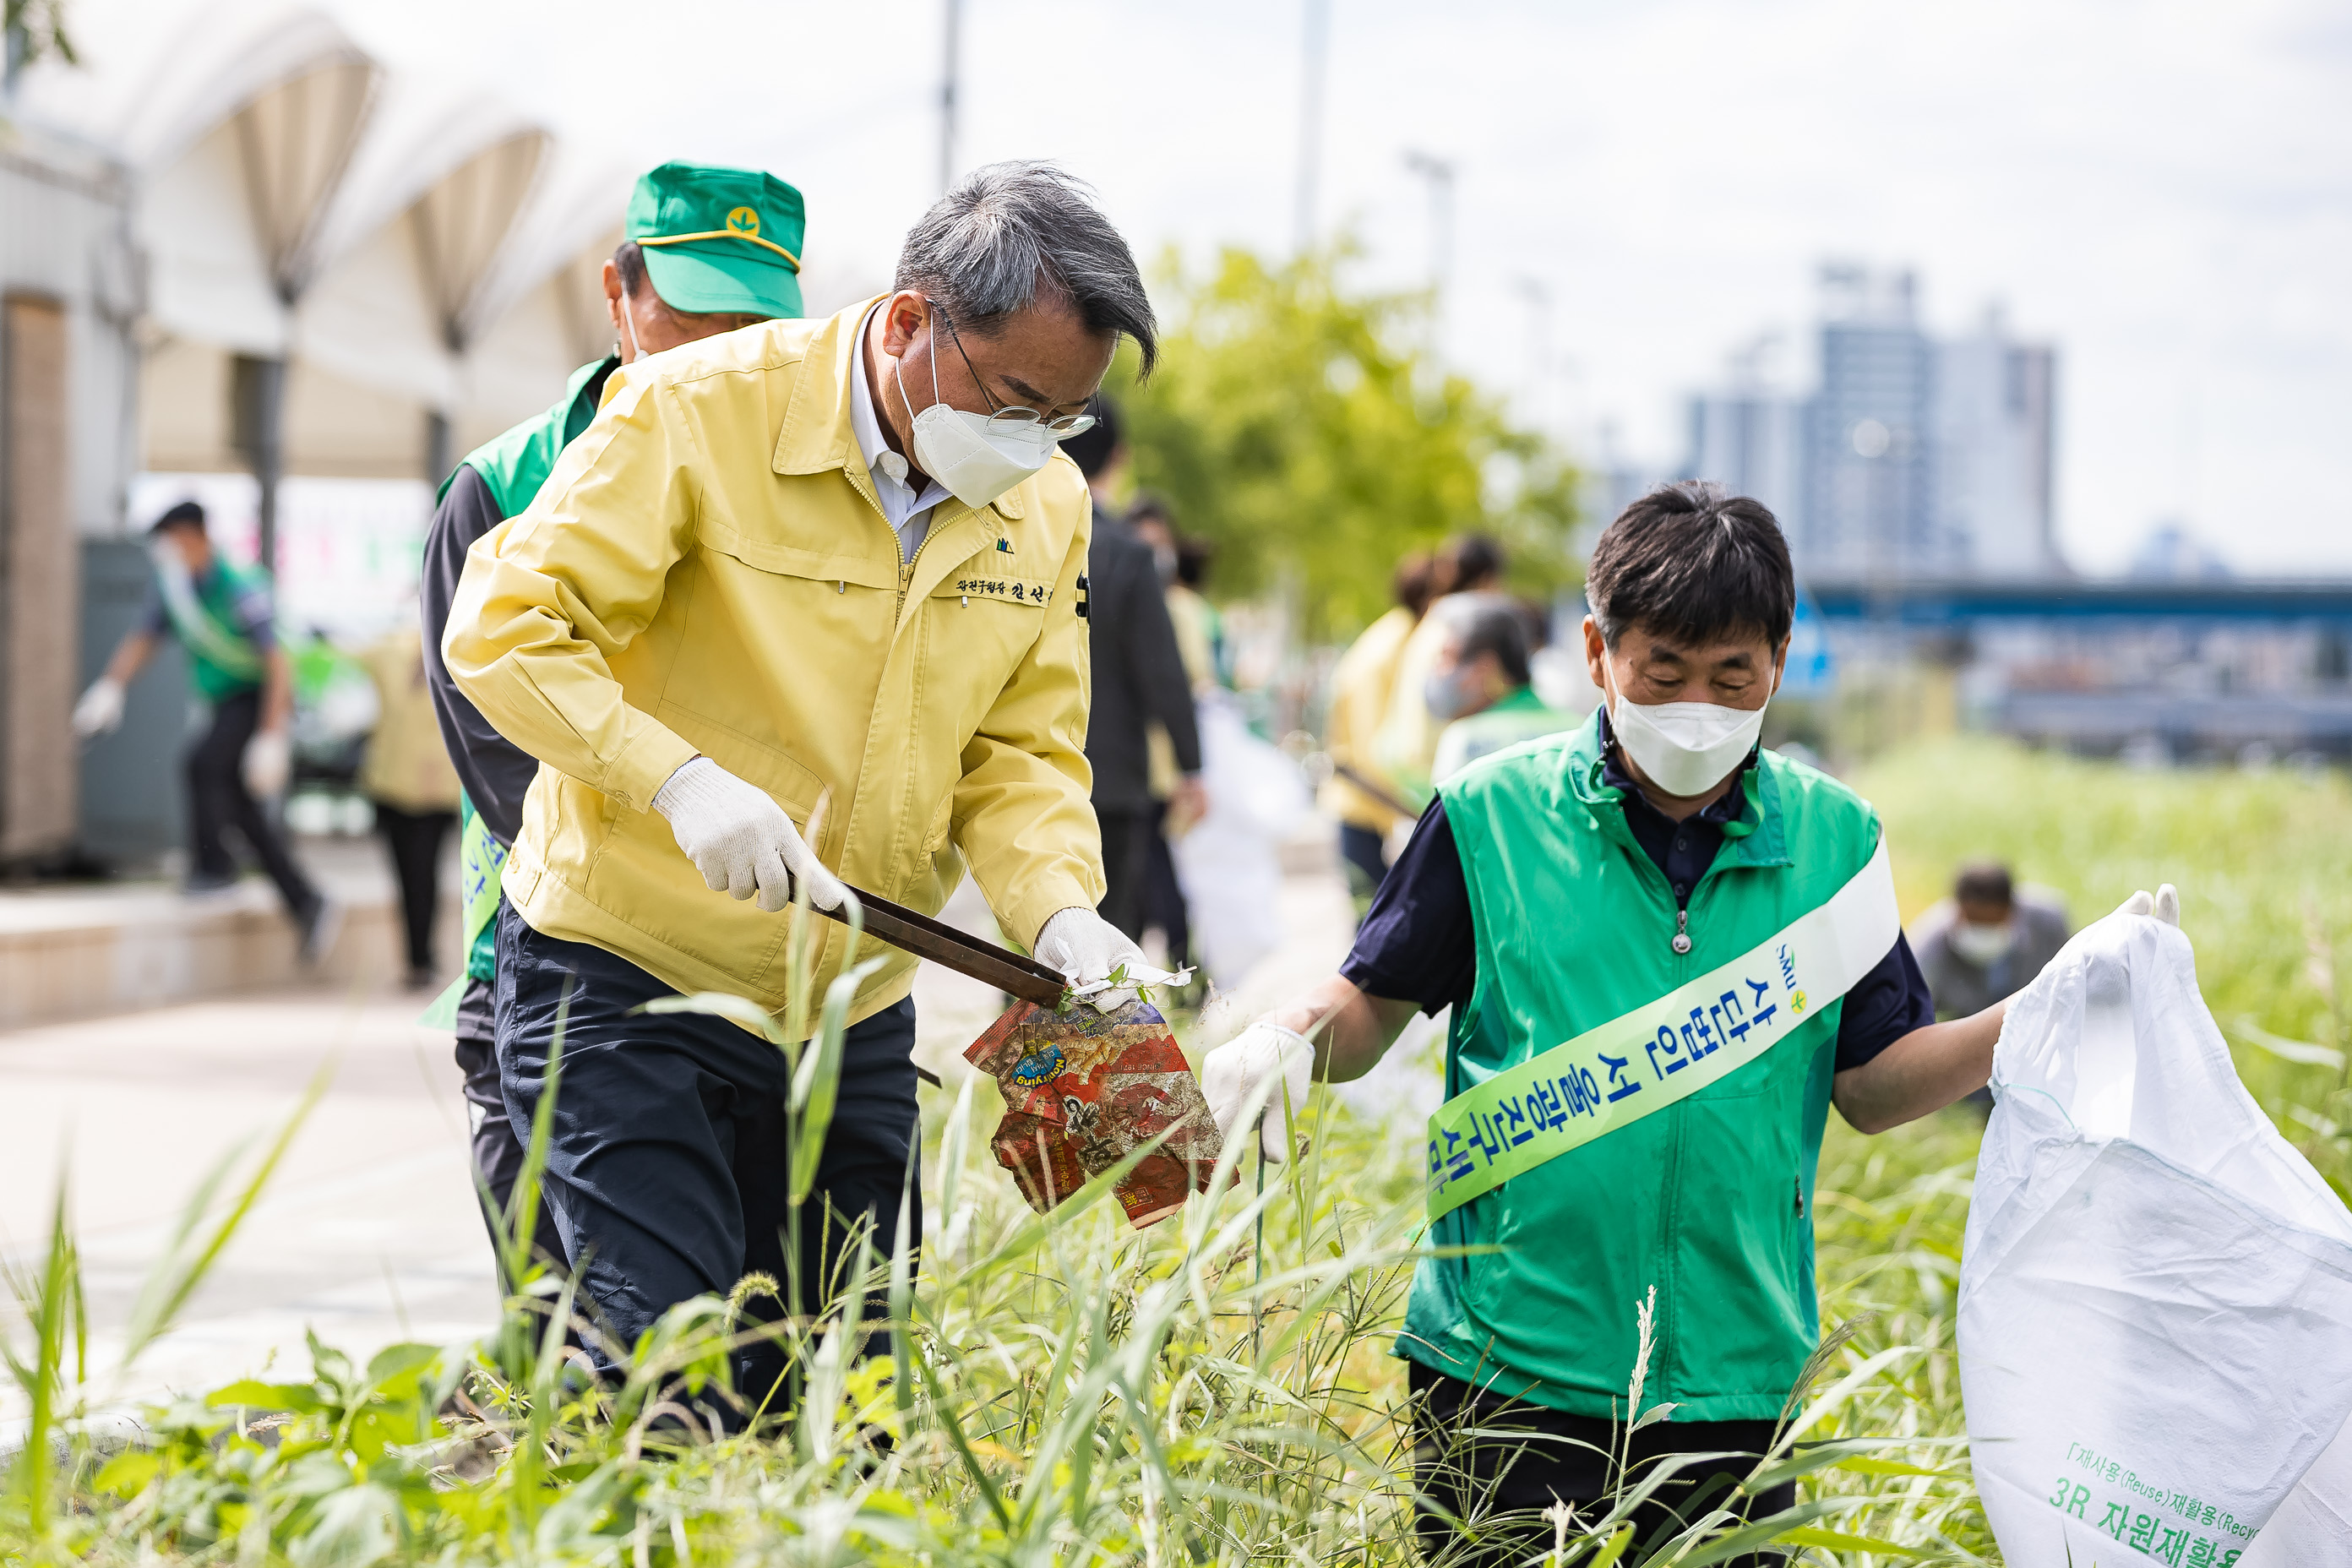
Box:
[1958,877,2352,1567]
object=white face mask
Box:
[891,321,1060,510]
[1950,919,2014,966]
[1605,667,1769,798]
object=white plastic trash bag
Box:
[1960,906,2352,1565]
[1168,692,1310,991]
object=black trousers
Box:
[187,688,318,916]
[1096,803,1156,939]
[493,901,921,1410]
[1409,1362,1794,1566]
[453,976,568,1286]
[373,801,453,974]
[1140,798,1191,965]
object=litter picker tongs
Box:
[806,881,1070,1010]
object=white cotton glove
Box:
[652,756,845,913]
[242,729,291,799]
[1033,905,1184,1012]
[73,677,126,739]
[2113,883,2181,927]
[1201,1021,1316,1162]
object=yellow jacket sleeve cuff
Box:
[1000,879,1101,955]
[606,722,701,814]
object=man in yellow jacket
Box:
[444,161,1159,1407]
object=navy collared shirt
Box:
[1338,716,1933,1075]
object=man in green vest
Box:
[1205,482,2176,1563]
[418,162,804,1271]
[74,501,332,955]
[1419,591,1577,793]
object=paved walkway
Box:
[0,850,1364,1427]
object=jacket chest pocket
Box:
[938,570,1056,610]
[923,568,1050,707]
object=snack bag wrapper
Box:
[964,997,1223,1228]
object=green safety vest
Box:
[159,558,270,703]
[444,356,618,983]
[1400,714,1885,1424]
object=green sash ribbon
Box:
[420,808,509,1031]
[460,807,508,956]
[155,554,264,683]
[1425,838,1899,1219]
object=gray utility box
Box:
[79,539,188,868]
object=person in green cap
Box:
[418,161,807,1274]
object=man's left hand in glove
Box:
[1034,906,1192,1012]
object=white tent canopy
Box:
[16,0,618,482]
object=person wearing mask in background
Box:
[1321,553,1437,913]
[359,619,462,990]
[1374,533,1505,833]
[1423,593,1576,790]
[1198,483,2160,1565]
[1127,493,1217,976]
[74,501,334,958]
[419,162,805,1277]
[444,162,1165,1414]
[1061,401,1208,945]
[1912,860,2071,1021]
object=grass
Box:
[4,735,2349,1565]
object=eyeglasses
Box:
[934,306,1097,437]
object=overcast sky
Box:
[333,0,2352,576]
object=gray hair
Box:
[896,161,1158,378]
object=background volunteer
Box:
[419,161,801,1277]
[1912,859,2072,1020]
[74,501,333,958]
[1060,398,1205,945]
[1320,553,1437,912]
[1422,591,1576,788]
[1201,483,2083,1564]
[443,161,1161,1413]
[357,619,461,991]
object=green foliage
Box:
[19,740,2352,1565]
[1119,245,1581,639]
[3,0,76,68]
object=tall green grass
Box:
[5,737,2346,1565]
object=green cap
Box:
[625,161,806,319]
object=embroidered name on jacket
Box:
[953,575,1054,607]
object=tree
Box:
[1116,245,1578,640]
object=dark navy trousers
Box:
[493,901,920,1401]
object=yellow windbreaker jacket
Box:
[444,299,1102,1029]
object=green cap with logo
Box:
[626,161,806,319]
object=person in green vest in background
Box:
[74,500,335,956]
[1200,482,2180,1565]
[1421,591,1578,792]
[417,162,806,1273]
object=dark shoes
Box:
[297,898,342,966]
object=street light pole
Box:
[1402,149,1455,351]
[939,0,961,195]
[1293,0,1328,258]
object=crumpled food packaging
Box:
[963,996,1223,1228]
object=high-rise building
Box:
[1799,265,1947,579]
[1679,265,2061,581]
[1933,309,2058,577]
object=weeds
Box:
[8,738,2349,1565]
